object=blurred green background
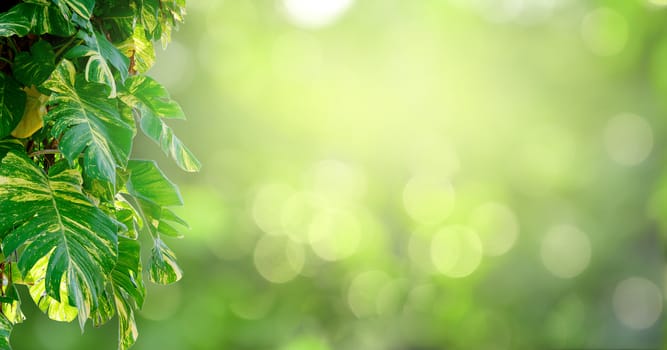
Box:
[10,0,667,349]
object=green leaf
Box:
[66,31,130,97]
[0,73,26,139]
[93,0,134,42]
[55,0,95,18]
[138,0,160,39]
[12,40,56,87]
[123,75,184,119]
[124,160,187,239]
[43,59,133,187]
[112,237,145,350]
[0,140,22,160]
[126,160,183,207]
[118,25,155,73]
[139,113,201,172]
[149,238,182,285]
[0,314,13,350]
[122,76,201,172]
[0,4,31,37]
[0,3,76,37]
[0,268,25,326]
[25,254,78,323]
[0,153,118,329]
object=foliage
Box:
[0,0,198,349]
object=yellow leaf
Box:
[11,86,48,139]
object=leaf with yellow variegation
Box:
[11,86,48,139]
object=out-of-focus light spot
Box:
[308,208,361,261]
[140,284,183,321]
[430,226,483,278]
[604,114,653,166]
[282,191,325,243]
[581,7,628,56]
[648,0,667,7]
[403,175,456,225]
[305,160,366,204]
[347,270,391,318]
[613,277,663,330]
[282,0,354,29]
[253,235,305,283]
[253,183,295,235]
[469,202,519,256]
[149,40,193,94]
[540,225,591,278]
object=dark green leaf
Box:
[0,73,26,139]
[0,153,118,329]
[12,40,56,87]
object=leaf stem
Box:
[54,37,82,60]
[29,149,61,157]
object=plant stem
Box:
[54,37,82,59]
[29,149,61,157]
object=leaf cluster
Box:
[0,1,198,349]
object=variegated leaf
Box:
[0,154,118,330]
[0,5,31,37]
[112,237,145,350]
[66,31,130,97]
[43,59,133,187]
[124,160,186,284]
[0,3,76,37]
[149,238,182,285]
[54,0,95,18]
[121,76,200,172]
[25,254,78,323]
[0,314,12,350]
[119,25,155,74]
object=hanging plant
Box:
[0,0,198,348]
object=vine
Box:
[0,1,198,349]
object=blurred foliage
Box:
[11,0,667,349]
